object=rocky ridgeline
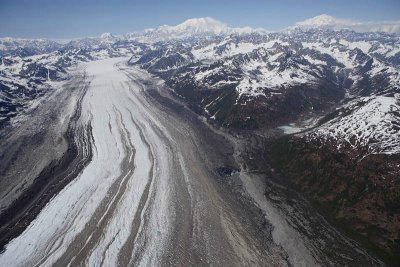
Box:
[1,22,399,265]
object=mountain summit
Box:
[161,17,229,34]
[294,14,356,28]
[130,17,267,42]
[292,14,400,34]
[100,32,118,43]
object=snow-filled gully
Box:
[0,58,292,266]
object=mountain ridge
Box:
[1,17,399,265]
[2,14,399,44]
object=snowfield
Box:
[308,94,400,154]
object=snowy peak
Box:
[292,14,400,34]
[152,17,229,36]
[137,17,267,42]
[169,17,228,34]
[100,32,114,39]
[295,14,355,28]
[100,32,118,43]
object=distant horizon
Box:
[1,15,400,41]
[1,0,400,39]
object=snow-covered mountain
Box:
[307,94,400,154]
[125,17,268,42]
[292,14,400,35]
[150,17,232,35]
[99,32,119,43]
[2,17,399,147]
[0,37,62,57]
[1,17,399,145]
[1,16,400,264]
[0,43,144,126]
[294,14,355,29]
[132,30,399,137]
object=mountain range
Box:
[1,15,399,265]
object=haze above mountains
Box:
[1,14,400,42]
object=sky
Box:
[0,0,399,38]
